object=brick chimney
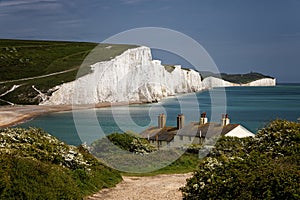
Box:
[177,114,185,129]
[221,114,230,126]
[200,112,208,125]
[158,113,166,128]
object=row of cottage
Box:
[140,112,255,148]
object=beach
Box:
[0,101,143,128]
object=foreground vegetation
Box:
[1,120,299,199]
[0,128,122,199]
[181,120,300,199]
[0,128,200,199]
[0,39,136,105]
[90,132,199,174]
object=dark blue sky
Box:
[0,0,299,82]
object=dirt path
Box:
[0,66,79,84]
[86,173,192,200]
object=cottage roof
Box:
[177,122,239,138]
[140,126,178,142]
[140,122,249,142]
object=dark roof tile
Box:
[141,126,178,142]
[177,122,239,138]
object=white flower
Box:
[193,184,199,189]
[199,182,205,189]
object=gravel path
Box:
[86,173,192,200]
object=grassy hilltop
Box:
[0,39,137,105]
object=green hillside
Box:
[0,39,137,105]
[0,127,122,199]
[220,72,274,84]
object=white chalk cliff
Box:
[202,77,276,89]
[41,46,203,105]
[41,46,276,105]
[240,78,276,86]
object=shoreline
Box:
[0,101,143,128]
[0,82,279,129]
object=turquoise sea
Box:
[18,84,300,146]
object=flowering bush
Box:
[0,127,122,199]
[0,127,90,169]
[181,120,300,199]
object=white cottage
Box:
[141,113,255,148]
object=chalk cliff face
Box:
[201,77,233,89]
[41,46,203,105]
[202,77,276,89]
[41,46,276,105]
[241,78,276,86]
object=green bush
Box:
[181,120,300,199]
[91,132,156,155]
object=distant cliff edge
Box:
[202,77,276,89]
[41,46,275,105]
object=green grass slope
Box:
[0,39,137,105]
[0,127,122,199]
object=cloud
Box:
[0,0,62,13]
[280,33,300,38]
[0,0,64,17]
[56,19,83,28]
[0,0,57,7]
[120,0,149,5]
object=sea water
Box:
[18,84,300,146]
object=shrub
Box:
[181,120,300,199]
[91,131,156,155]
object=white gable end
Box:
[225,125,255,138]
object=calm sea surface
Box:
[18,84,300,146]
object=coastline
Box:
[0,80,278,129]
[0,101,143,128]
